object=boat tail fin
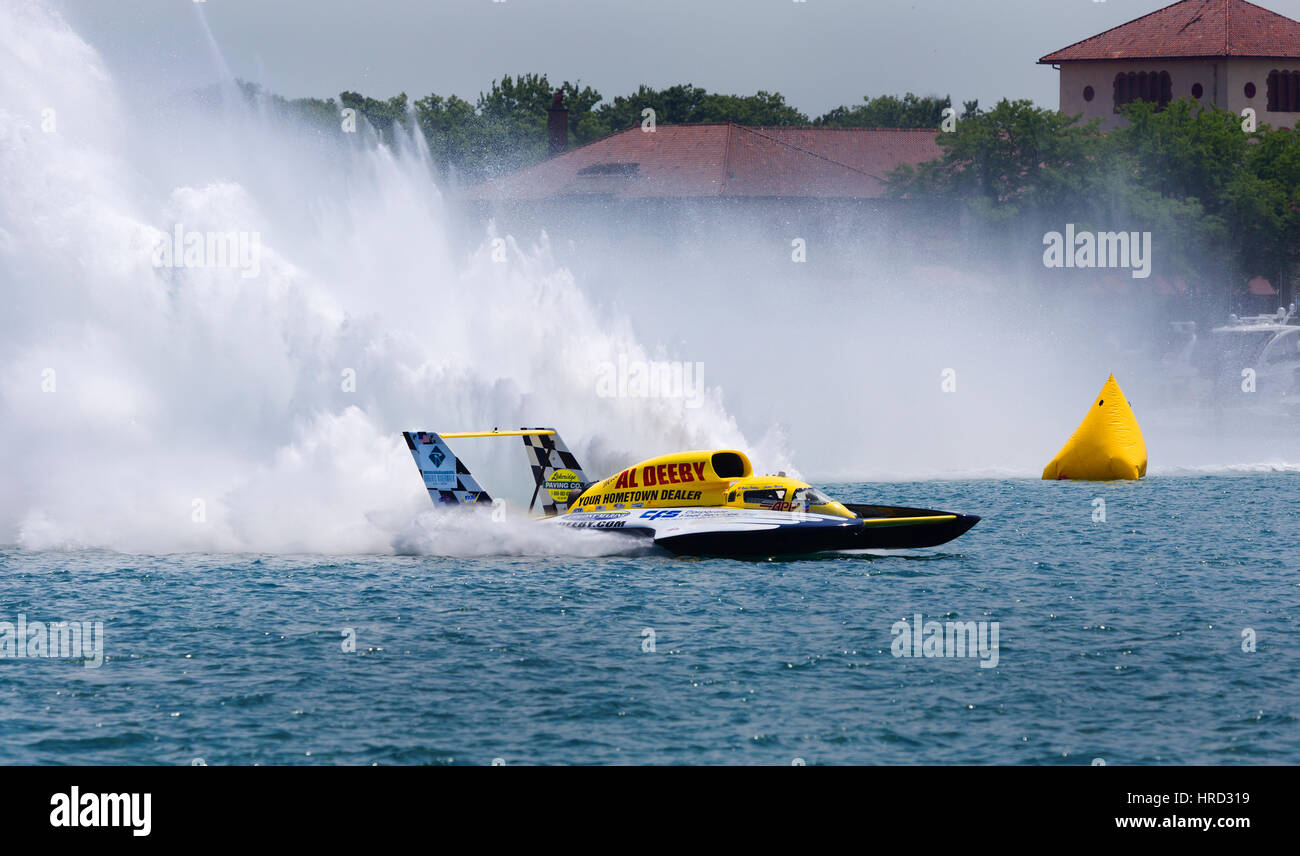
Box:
[521,429,588,517]
[402,431,492,506]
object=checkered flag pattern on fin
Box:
[521,429,588,517]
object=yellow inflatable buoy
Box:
[1042,374,1147,480]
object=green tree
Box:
[476,74,601,146]
[412,92,486,177]
[886,96,1300,302]
[1106,99,1249,214]
[589,84,807,135]
[889,98,1105,217]
[814,93,953,129]
[411,74,602,179]
[1223,121,1300,284]
[339,91,412,140]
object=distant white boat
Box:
[1205,304,1300,404]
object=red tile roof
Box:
[1248,275,1278,294]
[1039,0,1300,63]
[460,124,942,201]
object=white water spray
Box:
[0,1,785,554]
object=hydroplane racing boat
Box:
[403,428,979,557]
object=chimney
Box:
[547,90,568,156]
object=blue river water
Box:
[1,473,1296,765]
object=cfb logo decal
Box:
[640,509,682,520]
[640,508,719,520]
[544,469,581,502]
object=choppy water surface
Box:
[2,474,1296,765]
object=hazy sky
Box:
[59,0,1300,116]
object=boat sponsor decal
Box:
[669,509,734,519]
[575,488,703,508]
[543,468,581,502]
[612,461,707,490]
[562,518,627,530]
[420,439,457,489]
[640,509,682,520]
[422,472,457,489]
[637,508,838,522]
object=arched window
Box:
[1268,70,1300,113]
[1114,70,1173,112]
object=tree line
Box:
[239,77,1298,302]
[887,98,1300,305]
[238,75,956,182]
